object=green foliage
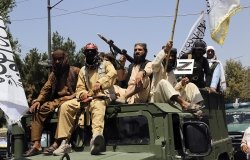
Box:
[0,0,15,23]
[22,49,49,104]
[224,60,250,102]
[52,31,85,68]
[52,31,76,65]
[74,50,85,68]
[19,32,85,104]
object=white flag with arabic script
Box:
[206,0,241,45]
[178,11,206,58]
[0,16,28,124]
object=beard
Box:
[53,64,64,77]
[134,54,146,64]
[52,59,69,77]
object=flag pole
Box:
[170,0,179,41]
[165,0,180,66]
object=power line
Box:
[12,4,250,22]
[12,0,130,21]
[16,0,31,4]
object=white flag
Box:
[206,0,241,45]
[0,16,28,124]
[178,12,206,58]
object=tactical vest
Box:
[122,60,151,88]
[80,61,107,91]
[185,54,207,88]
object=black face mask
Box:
[193,49,205,60]
[166,59,176,72]
[85,50,97,65]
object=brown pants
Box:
[55,98,106,140]
[31,99,62,142]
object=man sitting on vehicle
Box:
[23,49,80,157]
[111,43,153,104]
[150,41,203,114]
[51,43,117,156]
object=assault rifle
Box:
[97,33,134,63]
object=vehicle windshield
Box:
[225,102,250,125]
[104,115,150,145]
[226,112,250,124]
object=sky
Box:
[9,0,250,67]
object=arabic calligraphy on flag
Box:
[0,16,28,124]
[178,12,206,58]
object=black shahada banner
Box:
[178,12,206,58]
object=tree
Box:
[74,49,85,68]
[0,0,15,23]
[20,31,84,104]
[22,49,49,104]
[52,31,85,67]
[52,31,76,65]
[224,60,250,102]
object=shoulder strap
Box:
[125,60,151,85]
[139,60,150,71]
[98,60,106,79]
[80,66,90,91]
[209,62,221,91]
[210,62,219,72]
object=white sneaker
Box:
[90,134,105,155]
[53,139,71,156]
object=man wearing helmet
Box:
[83,43,100,69]
[23,49,80,157]
[52,43,117,156]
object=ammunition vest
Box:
[80,61,107,90]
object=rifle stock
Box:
[97,33,134,63]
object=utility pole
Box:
[47,0,64,64]
[48,0,51,63]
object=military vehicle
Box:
[225,101,250,160]
[6,90,234,160]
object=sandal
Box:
[23,147,42,157]
[184,103,204,117]
[43,145,57,156]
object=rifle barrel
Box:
[97,33,134,63]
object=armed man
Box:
[51,43,117,156]
[111,43,153,104]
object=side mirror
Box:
[182,121,211,156]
